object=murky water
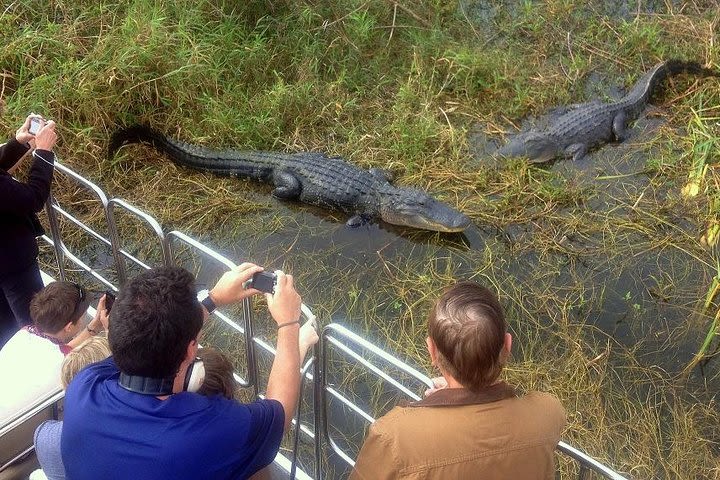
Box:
[459,0,687,25]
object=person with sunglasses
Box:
[0,114,58,348]
[0,281,109,426]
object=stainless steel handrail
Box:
[46,161,128,285]
[14,161,629,480]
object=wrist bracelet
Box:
[277,320,300,330]
[86,324,100,335]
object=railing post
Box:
[104,202,129,286]
[44,193,66,280]
[312,340,325,480]
[242,298,259,397]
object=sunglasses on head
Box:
[71,282,86,305]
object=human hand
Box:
[97,294,110,330]
[87,295,109,333]
[210,262,264,307]
[15,115,38,145]
[265,271,301,326]
[299,319,319,360]
[33,120,57,151]
[423,376,448,397]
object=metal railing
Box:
[4,160,629,479]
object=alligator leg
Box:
[346,214,372,228]
[271,171,302,200]
[564,143,588,162]
[612,111,629,141]
[369,168,394,183]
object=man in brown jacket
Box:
[350,281,566,480]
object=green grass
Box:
[3,1,720,478]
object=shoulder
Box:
[521,391,565,412]
[516,390,567,428]
[66,357,117,394]
[187,397,283,430]
[243,398,285,430]
[365,406,408,442]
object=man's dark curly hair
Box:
[109,266,203,378]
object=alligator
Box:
[497,60,719,163]
[108,126,471,232]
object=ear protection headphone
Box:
[119,359,206,395]
[183,359,205,393]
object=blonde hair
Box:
[61,336,111,388]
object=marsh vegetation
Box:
[1,1,719,478]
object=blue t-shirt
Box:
[61,357,284,480]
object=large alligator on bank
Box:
[498,60,718,163]
[109,126,470,232]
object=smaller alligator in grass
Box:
[109,126,471,232]
[498,60,719,163]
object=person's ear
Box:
[186,339,199,362]
[499,332,512,364]
[426,336,438,366]
[62,321,76,335]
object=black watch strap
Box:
[198,289,216,313]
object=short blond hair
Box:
[61,336,111,388]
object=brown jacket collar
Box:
[406,381,517,408]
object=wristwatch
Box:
[197,289,216,314]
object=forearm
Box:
[67,317,104,349]
[265,325,301,432]
[0,151,54,215]
[0,138,30,172]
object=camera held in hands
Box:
[104,290,116,312]
[28,115,44,136]
[248,271,277,294]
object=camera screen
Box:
[29,118,42,135]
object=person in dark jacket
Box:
[0,115,57,348]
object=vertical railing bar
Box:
[290,357,315,480]
[43,194,66,280]
[242,297,259,397]
[313,340,325,480]
[108,198,170,274]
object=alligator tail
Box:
[623,60,718,115]
[108,125,168,158]
[662,59,719,79]
[646,60,718,97]
[108,125,276,180]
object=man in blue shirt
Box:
[62,263,316,479]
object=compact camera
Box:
[104,290,116,312]
[248,271,277,294]
[28,115,44,135]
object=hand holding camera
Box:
[210,262,264,307]
[266,271,302,327]
[16,114,57,151]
